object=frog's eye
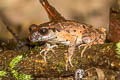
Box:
[29,24,38,31]
[39,28,48,35]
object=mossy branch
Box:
[0,43,120,79]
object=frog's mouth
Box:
[29,31,56,42]
[29,31,41,42]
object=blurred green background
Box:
[0,0,118,40]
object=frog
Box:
[29,0,106,70]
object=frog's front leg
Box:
[40,43,58,63]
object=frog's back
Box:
[54,20,106,45]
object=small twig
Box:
[0,10,24,50]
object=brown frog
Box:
[29,0,106,70]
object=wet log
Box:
[108,8,120,42]
[0,43,120,80]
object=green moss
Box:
[8,55,32,80]
[9,55,23,70]
[0,71,7,77]
[18,73,31,80]
[116,42,120,55]
[11,70,31,80]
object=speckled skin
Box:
[29,0,106,70]
[29,20,106,46]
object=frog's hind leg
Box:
[39,0,66,21]
[78,43,93,57]
[80,45,89,57]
